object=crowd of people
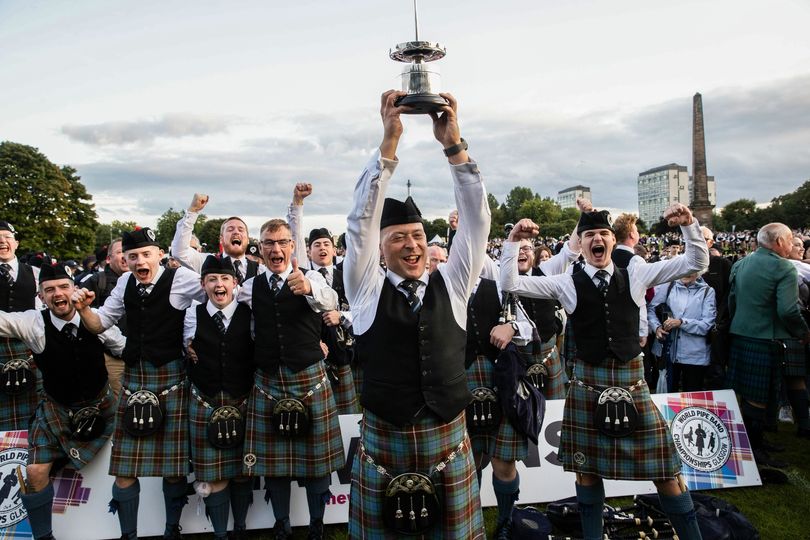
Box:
[0,91,807,540]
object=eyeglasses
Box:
[261,239,292,248]
[518,246,534,254]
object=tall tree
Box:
[95,220,139,249]
[154,208,208,251]
[504,186,536,223]
[720,199,759,231]
[197,218,226,251]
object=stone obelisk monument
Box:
[690,92,714,228]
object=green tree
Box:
[768,179,810,229]
[95,220,138,249]
[0,141,98,260]
[422,218,449,242]
[517,197,561,225]
[504,186,536,223]
[720,199,759,231]
[154,208,209,251]
[197,218,226,251]
[488,193,506,238]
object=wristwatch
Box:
[443,138,468,157]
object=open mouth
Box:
[213,288,227,301]
[230,237,242,246]
[269,256,284,266]
[403,254,421,268]
[592,245,606,258]
[518,255,528,264]
[136,268,150,279]
[53,299,69,309]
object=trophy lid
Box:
[390,41,446,63]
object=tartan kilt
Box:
[559,356,681,481]
[109,359,190,478]
[519,336,567,400]
[328,362,361,415]
[188,385,248,482]
[28,386,116,470]
[466,355,528,462]
[352,361,364,404]
[0,337,40,431]
[727,335,806,403]
[349,411,485,540]
[242,363,344,479]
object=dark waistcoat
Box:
[321,267,353,366]
[34,312,108,406]
[571,268,641,365]
[0,263,36,312]
[520,267,562,342]
[465,278,502,367]
[355,274,470,427]
[611,247,634,268]
[252,274,323,373]
[122,268,185,367]
[189,302,255,397]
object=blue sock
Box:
[204,487,231,539]
[658,491,703,540]
[21,482,54,539]
[229,479,253,530]
[162,478,189,534]
[302,475,331,522]
[492,472,520,525]
[575,481,604,540]
[265,477,291,523]
[111,480,140,540]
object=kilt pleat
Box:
[188,386,247,482]
[559,356,681,481]
[109,360,190,478]
[466,355,527,462]
[28,386,116,469]
[349,411,485,539]
[728,335,806,403]
[0,337,40,431]
[242,363,344,479]
[328,362,361,415]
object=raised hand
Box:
[188,193,209,213]
[576,197,594,213]
[508,218,540,242]
[286,257,311,296]
[428,93,462,149]
[380,90,409,159]
[71,288,96,311]
[663,203,694,227]
[293,183,313,206]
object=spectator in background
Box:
[533,245,552,266]
[428,244,448,274]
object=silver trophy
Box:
[390,0,448,114]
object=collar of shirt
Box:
[312,263,333,273]
[266,264,293,284]
[227,255,248,268]
[386,268,428,291]
[615,244,634,254]
[1,257,19,278]
[49,309,81,332]
[583,262,615,280]
[206,298,238,321]
[145,266,165,290]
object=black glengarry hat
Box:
[577,210,614,235]
[201,255,236,277]
[308,228,332,245]
[0,221,17,237]
[122,227,160,252]
[39,263,73,284]
[380,196,422,229]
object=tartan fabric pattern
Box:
[349,410,485,539]
[559,356,681,481]
[188,385,247,482]
[27,386,116,469]
[727,335,806,403]
[108,359,190,478]
[466,355,528,462]
[329,362,361,414]
[0,337,40,431]
[519,336,568,400]
[242,363,344,478]
[352,362,364,403]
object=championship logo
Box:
[670,407,730,472]
[0,447,28,528]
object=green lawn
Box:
[169,423,809,540]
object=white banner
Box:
[0,390,757,539]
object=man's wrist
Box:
[443,138,467,157]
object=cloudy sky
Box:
[2,0,809,236]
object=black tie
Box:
[594,270,609,295]
[0,263,13,287]
[399,279,422,313]
[318,267,331,286]
[62,323,77,342]
[212,311,227,335]
[269,274,281,295]
[136,283,150,297]
[233,259,245,284]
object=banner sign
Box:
[0,390,757,539]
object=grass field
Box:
[166,422,809,540]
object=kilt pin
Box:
[349,410,486,539]
[559,356,681,481]
[242,363,344,479]
[108,358,190,478]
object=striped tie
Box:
[594,270,609,295]
[213,311,227,335]
[399,279,422,313]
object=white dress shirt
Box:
[0,308,126,355]
[236,263,337,312]
[2,257,43,309]
[344,150,491,335]
[183,298,241,345]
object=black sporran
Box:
[1,357,34,396]
[272,397,311,437]
[466,387,502,433]
[593,387,638,438]
[70,406,106,441]
[123,390,164,437]
[382,472,441,536]
[207,405,245,449]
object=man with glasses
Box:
[236,217,341,540]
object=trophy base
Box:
[395,93,448,114]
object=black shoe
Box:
[759,467,789,485]
[495,519,513,540]
[753,448,789,469]
[760,438,785,452]
[307,518,324,540]
[272,518,292,540]
[163,524,182,540]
